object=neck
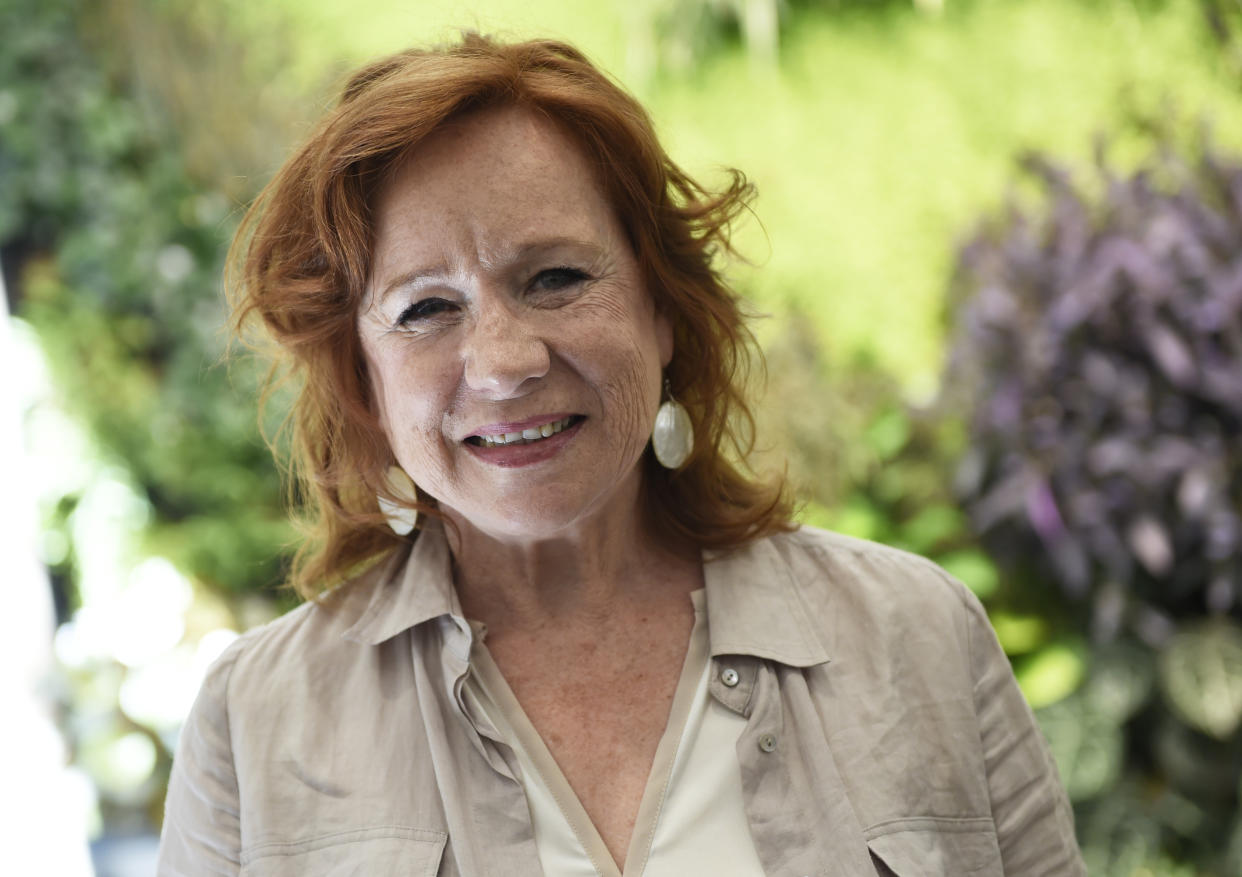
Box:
[444,481,699,636]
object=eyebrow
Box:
[374,237,605,303]
[512,236,602,260]
[375,265,452,305]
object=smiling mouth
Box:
[467,415,583,447]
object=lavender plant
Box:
[948,136,1242,873]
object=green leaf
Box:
[1226,811,1242,877]
[828,496,884,542]
[938,548,1000,600]
[1153,716,1242,801]
[1083,640,1155,724]
[988,610,1047,655]
[899,504,965,553]
[1159,620,1242,741]
[1036,693,1124,803]
[1015,641,1086,709]
[864,407,910,461]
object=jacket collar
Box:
[342,522,831,668]
[703,534,832,668]
[341,519,462,646]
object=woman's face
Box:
[357,106,673,542]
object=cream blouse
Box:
[462,590,766,877]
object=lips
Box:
[462,414,585,469]
[465,414,584,447]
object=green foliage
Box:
[1,0,304,843]
[1161,621,1242,741]
[654,0,1242,397]
[1,0,293,598]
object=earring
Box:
[378,465,419,535]
[652,379,693,469]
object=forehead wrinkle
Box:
[367,107,626,308]
[476,234,610,272]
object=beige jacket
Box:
[158,525,1085,876]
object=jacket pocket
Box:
[866,817,1002,877]
[240,826,446,877]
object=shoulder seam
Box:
[790,526,990,639]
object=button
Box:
[720,667,740,687]
[758,733,777,753]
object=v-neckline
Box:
[467,590,710,877]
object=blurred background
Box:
[4,0,1242,873]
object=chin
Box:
[451,497,608,543]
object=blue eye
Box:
[532,267,589,292]
[396,297,456,326]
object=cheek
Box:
[365,345,445,457]
[381,366,441,439]
[590,329,663,455]
[381,383,457,499]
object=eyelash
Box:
[531,266,590,291]
[395,297,455,327]
[392,267,590,328]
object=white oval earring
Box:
[378,465,419,535]
[652,379,694,470]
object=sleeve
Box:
[157,637,249,876]
[964,596,1086,876]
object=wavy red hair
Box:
[230,33,792,600]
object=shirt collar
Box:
[703,533,832,668]
[341,519,463,646]
[342,522,831,668]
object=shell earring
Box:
[378,465,419,535]
[652,379,694,470]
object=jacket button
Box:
[758,733,777,753]
[720,667,740,687]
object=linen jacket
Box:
[158,524,1085,876]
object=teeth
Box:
[477,417,575,447]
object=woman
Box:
[159,34,1084,876]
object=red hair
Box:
[230,33,792,600]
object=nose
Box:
[462,299,551,398]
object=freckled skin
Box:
[357,107,672,543]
